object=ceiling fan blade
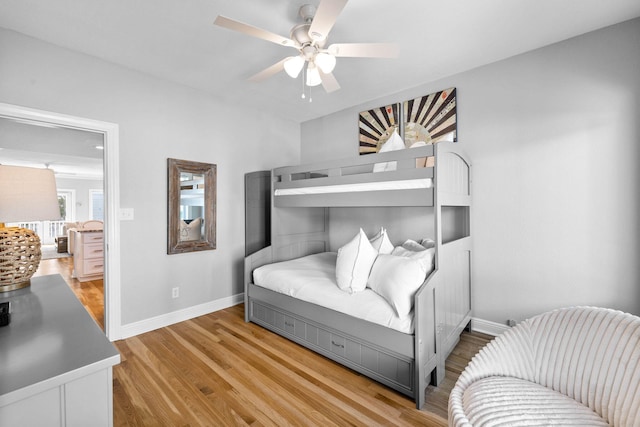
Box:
[214,15,298,48]
[319,70,341,93]
[248,57,288,82]
[308,0,348,42]
[327,43,399,58]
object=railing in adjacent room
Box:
[7,220,67,245]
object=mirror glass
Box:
[168,158,216,254]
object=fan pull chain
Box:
[301,66,306,99]
[299,67,311,102]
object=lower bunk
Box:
[244,243,471,409]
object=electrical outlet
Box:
[172,287,180,298]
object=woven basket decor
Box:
[0,227,42,290]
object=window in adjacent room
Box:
[89,189,104,221]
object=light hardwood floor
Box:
[36,257,492,426]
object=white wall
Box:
[301,18,640,324]
[56,177,103,222]
[0,28,300,327]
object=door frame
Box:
[0,102,122,341]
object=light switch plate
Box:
[120,208,134,221]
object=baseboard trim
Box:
[470,317,510,336]
[119,293,244,339]
[119,300,508,340]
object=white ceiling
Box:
[1,0,639,124]
[0,117,104,180]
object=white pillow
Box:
[420,238,436,249]
[373,129,405,172]
[368,254,426,316]
[391,244,435,274]
[400,239,427,252]
[179,217,202,242]
[335,228,378,294]
[369,227,394,255]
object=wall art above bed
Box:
[358,87,457,156]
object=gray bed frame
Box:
[244,142,472,409]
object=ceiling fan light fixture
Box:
[214,1,397,94]
[315,52,336,73]
[306,63,322,87]
[284,55,305,78]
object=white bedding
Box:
[274,178,432,196]
[252,252,414,334]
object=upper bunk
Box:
[272,142,471,208]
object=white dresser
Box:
[73,229,104,282]
[0,274,120,426]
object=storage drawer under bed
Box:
[250,299,414,396]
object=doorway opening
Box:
[0,102,121,340]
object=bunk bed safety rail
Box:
[275,144,434,180]
[273,145,436,208]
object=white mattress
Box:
[274,178,432,196]
[252,252,414,334]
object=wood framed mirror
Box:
[167,158,216,254]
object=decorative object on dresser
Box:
[167,158,217,254]
[0,165,60,292]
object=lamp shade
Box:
[0,165,60,223]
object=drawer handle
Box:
[284,321,294,327]
[331,340,344,349]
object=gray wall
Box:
[0,28,300,326]
[301,18,640,324]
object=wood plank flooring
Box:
[111,309,491,426]
[35,257,493,426]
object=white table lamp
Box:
[0,165,60,292]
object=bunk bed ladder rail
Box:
[433,142,473,387]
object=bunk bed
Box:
[244,142,472,409]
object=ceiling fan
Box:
[213,0,398,93]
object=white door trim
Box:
[0,102,122,341]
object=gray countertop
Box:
[0,274,120,405]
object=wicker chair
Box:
[449,307,640,426]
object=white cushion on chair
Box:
[461,376,608,426]
[449,306,640,427]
